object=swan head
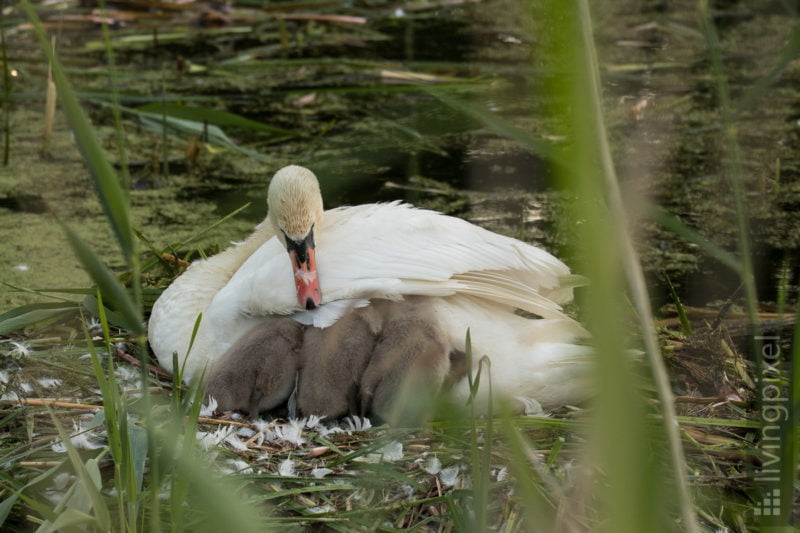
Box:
[267,165,324,310]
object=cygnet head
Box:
[267,165,325,310]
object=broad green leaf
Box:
[136,103,298,138]
[81,293,129,331]
[0,495,18,526]
[138,112,270,162]
[0,303,77,335]
[85,458,102,491]
[63,224,143,335]
[169,443,270,533]
[129,423,148,493]
[38,507,95,533]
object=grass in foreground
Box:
[0,306,777,530]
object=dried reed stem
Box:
[42,36,56,156]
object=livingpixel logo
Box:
[753,335,789,524]
[753,488,781,517]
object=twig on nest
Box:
[116,346,174,381]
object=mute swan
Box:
[148,165,592,414]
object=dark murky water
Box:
[1,0,798,314]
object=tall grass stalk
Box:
[464,345,494,532]
[160,66,169,178]
[654,208,742,274]
[1,27,10,166]
[776,255,790,319]
[543,0,698,530]
[665,273,693,337]
[21,5,150,500]
[83,299,142,531]
[696,4,799,526]
[498,414,559,530]
[44,407,113,531]
[97,0,131,189]
[21,0,137,266]
[20,3,273,530]
[788,297,800,527]
[697,1,758,330]
[21,2,155,526]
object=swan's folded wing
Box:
[317,202,573,302]
[217,202,577,321]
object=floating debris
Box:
[277,457,296,477]
[424,456,442,475]
[439,465,460,488]
[311,467,333,479]
[36,378,62,389]
[51,421,105,452]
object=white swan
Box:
[148,165,592,411]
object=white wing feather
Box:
[213,202,573,325]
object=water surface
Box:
[0,0,797,313]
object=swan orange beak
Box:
[286,230,321,310]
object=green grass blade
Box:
[62,224,143,334]
[776,254,790,319]
[542,0,699,530]
[136,102,299,138]
[81,293,129,331]
[573,3,698,530]
[46,413,112,531]
[652,207,742,274]
[698,0,758,327]
[128,423,148,495]
[665,273,693,336]
[0,495,18,526]
[499,415,556,531]
[80,306,131,530]
[40,507,95,532]
[138,112,270,163]
[0,303,78,335]
[737,24,800,112]
[473,356,493,533]
[169,441,272,533]
[20,0,136,263]
[786,294,800,524]
[427,89,562,164]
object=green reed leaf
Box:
[21,0,136,263]
[62,224,143,334]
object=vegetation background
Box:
[0,0,797,531]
